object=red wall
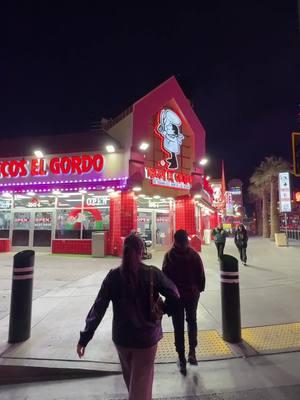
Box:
[175,195,196,235]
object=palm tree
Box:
[250,156,290,240]
[248,184,263,236]
[259,157,290,240]
[249,167,270,238]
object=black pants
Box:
[172,294,200,355]
[215,242,225,259]
[238,246,247,263]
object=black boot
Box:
[188,348,198,365]
[177,353,187,375]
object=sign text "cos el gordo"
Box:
[0,154,104,179]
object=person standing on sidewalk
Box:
[162,229,206,374]
[77,234,179,400]
[234,224,248,265]
[212,223,227,260]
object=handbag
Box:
[149,267,165,322]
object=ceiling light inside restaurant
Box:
[153,195,160,199]
[27,191,35,196]
[34,150,44,158]
[133,186,142,192]
[139,142,149,151]
[53,190,61,195]
[79,189,87,194]
[106,144,115,153]
[2,192,12,198]
[107,188,115,193]
[206,176,211,180]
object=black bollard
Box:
[8,250,35,343]
[219,254,241,343]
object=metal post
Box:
[220,254,241,343]
[284,213,289,246]
[8,250,35,343]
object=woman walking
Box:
[234,224,248,265]
[77,234,179,400]
[212,223,227,260]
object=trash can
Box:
[275,232,287,247]
[204,229,212,245]
[92,232,105,257]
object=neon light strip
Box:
[0,176,128,187]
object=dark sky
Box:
[1,2,299,185]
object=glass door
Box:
[11,210,54,249]
[33,211,53,247]
[12,212,32,246]
[137,211,153,243]
[155,210,172,248]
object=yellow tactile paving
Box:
[242,322,300,352]
[157,330,233,361]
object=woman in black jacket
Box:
[234,224,248,266]
[77,234,179,400]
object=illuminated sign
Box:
[86,196,109,207]
[292,132,300,176]
[225,191,234,216]
[279,172,291,212]
[155,109,185,170]
[0,154,104,179]
[145,167,192,190]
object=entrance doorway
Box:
[137,208,173,249]
[11,210,54,251]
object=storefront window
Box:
[14,194,55,209]
[0,211,11,238]
[56,194,82,208]
[82,193,110,238]
[55,209,81,239]
[137,196,171,210]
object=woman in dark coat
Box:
[77,234,179,400]
[234,224,248,265]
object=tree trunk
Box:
[270,176,280,240]
[255,199,263,236]
[262,190,270,238]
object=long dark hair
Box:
[121,234,144,290]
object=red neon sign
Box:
[0,154,104,179]
[145,166,192,188]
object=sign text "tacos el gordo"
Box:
[0,154,104,179]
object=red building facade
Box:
[0,77,216,255]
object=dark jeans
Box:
[172,294,200,355]
[238,246,247,263]
[215,242,225,259]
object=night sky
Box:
[1,2,299,185]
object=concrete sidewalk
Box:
[1,238,300,365]
[0,237,300,398]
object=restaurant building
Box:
[0,77,216,255]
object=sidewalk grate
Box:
[242,322,300,352]
[157,330,233,361]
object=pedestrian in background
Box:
[77,234,179,400]
[212,223,227,260]
[234,224,248,265]
[162,230,206,374]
